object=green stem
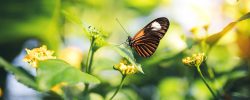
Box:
[196,66,217,99]
[85,37,95,73]
[87,47,95,73]
[109,75,126,100]
[84,37,95,93]
[247,60,250,76]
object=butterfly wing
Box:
[132,17,169,40]
[131,17,170,57]
[133,36,160,57]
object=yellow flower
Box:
[58,47,83,69]
[190,24,210,40]
[190,27,200,35]
[51,82,68,95]
[182,53,206,67]
[23,45,56,68]
[114,59,138,75]
[182,57,194,67]
[203,24,209,32]
[0,87,2,97]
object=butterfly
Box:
[127,17,170,57]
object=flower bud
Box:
[182,53,206,67]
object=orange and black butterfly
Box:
[127,17,170,57]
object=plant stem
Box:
[247,60,250,76]
[85,37,95,73]
[109,75,126,100]
[84,37,95,93]
[196,66,217,99]
[87,46,95,73]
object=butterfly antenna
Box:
[116,18,130,36]
[113,42,127,47]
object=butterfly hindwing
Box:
[133,36,160,57]
[129,17,169,57]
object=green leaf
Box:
[0,57,37,90]
[61,10,88,34]
[205,22,237,46]
[37,59,100,91]
[206,12,250,46]
[61,10,82,26]
[111,45,144,74]
[229,71,247,80]
[237,12,250,22]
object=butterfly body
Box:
[128,17,170,57]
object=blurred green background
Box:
[0,0,250,100]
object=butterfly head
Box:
[127,36,133,47]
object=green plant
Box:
[0,1,250,99]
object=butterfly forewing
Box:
[132,17,169,40]
[130,17,169,57]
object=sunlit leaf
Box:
[206,22,237,46]
[37,59,100,91]
[62,10,82,26]
[206,12,250,46]
[237,12,250,22]
[0,57,37,90]
[61,10,88,34]
[111,45,144,74]
[62,10,110,45]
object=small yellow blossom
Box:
[0,87,2,97]
[23,45,56,68]
[190,27,200,35]
[203,24,209,32]
[51,82,68,95]
[190,24,210,39]
[182,53,206,67]
[114,59,138,75]
[58,47,83,69]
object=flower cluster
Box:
[87,26,109,47]
[114,59,138,75]
[87,26,101,38]
[23,45,56,68]
[182,53,206,67]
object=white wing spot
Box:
[151,21,161,31]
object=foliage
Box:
[0,57,37,90]
[0,0,250,100]
[37,59,100,91]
